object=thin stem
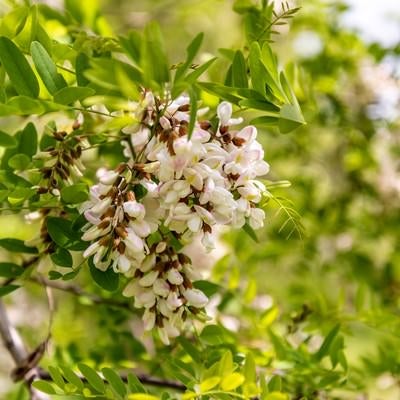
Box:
[55,64,75,74]
[37,369,186,391]
[205,390,245,399]
[256,6,299,42]
[72,107,116,118]
[1,256,41,288]
[30,276,135,312]
[0,206,61,213]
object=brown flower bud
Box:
[199,120,212,130]
[232,137,246,147]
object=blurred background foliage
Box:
[1,0,400,399]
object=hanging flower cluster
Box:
[80,92,269,344]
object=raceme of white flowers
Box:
[80,92,270,344]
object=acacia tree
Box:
[3,0,399,399]
[0,0,308,398]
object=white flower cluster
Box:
[80,92,269,344]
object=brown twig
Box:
[30,276,135,311]
[1,255,41,288]
[38,369,186,391]
[0,299,49,400]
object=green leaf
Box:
[249,42,267,95]
[77,363,105,393]
[0,285,20,297]
[221,373,245,391]
[127,373,146,393]
[48,366,65,389]
[278,72,305,133]
[128,395,159,400]
[7,96,45,115]
[197,82,243,104]
[244,353,256,383]
[53,86,96,105]
[31,41,67,94]
[8,187,36,205]
[61,183,89,204]
[46,216,86,250]
[314,324,341,361]
[200,325,234,346]
[177,337,202,363]
[0,131,17,147]
[8,153,30,170]
[0,6,30,38]
[218,350,234,377]
[31,380,57,394]
[239,98,279,114]
[50,248,73,268]
[200,377,221,392]
[0,262,24,278]
[141,21,169,87]
[102,367,127,398]
[243,223,259,243]
[89,257,119,292]
[0,238,38,254]
[48,271,62,281]
[279,104,305,133]
[268,376,282,392]
[75,52,90,86]
[188,88,197,139]
[264,392,289,400]
[60,366,84,390]
[250,116,278,127]
[19,122,37,157]
[232,50,248,88]
[175,32,204,82]
[185,58,217,84]
[193,280,220,297]
[0,36,39,97]
[233,0,256,13]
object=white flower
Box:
[166,291,183,310]
[124,229,144,253]
[217,101,243,126]
[123,201,145,219]
[99,170,119,185]
[139,270,159,287]
[153,279,170,297]
[183,288,208,308]
[166,269,184,285]
[143,309,156,331]
[123,280,140,297]
[140,254,156,272]
[90,197,112,215]
[113,253,131,273]
[130,219,151,238]
[217,101,232,126]
[156,242,167,253]
[83,241,101,258]
[158,326,170,345]
[136,289,156,308]
[249,207,265,230]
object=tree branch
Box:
[30,276,135,312]
[38,369,186,391]
[0,299,48,400]
[1,255,41,288]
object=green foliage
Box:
[1,1,399,399]
[0,36,39,97]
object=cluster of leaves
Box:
[32,326,348,400]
